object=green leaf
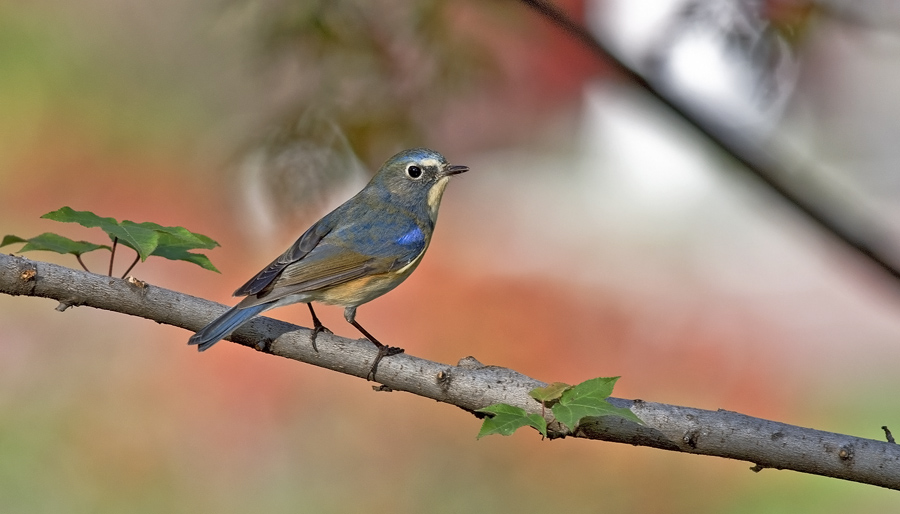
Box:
[106,223,159,261]
[477,404,547,439]
[150,244,220,273]
[529,382,572,405]
[122,221,219,250]
[552,399,643,430]
[146,230,220,272]
[41,206,119,230]
[42,207,160,260]
[1,235,27,247]
[1,233,110,256]
[551,377,643,431]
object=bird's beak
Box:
[443,164,469,176]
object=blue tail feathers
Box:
[188,303,269,351]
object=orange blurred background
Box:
[1,1,899,512]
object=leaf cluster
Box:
[477,377,643,439]
[2,207,219,276]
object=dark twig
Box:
[518,0,900,283]
[121,251,141,278]
[74,255,90,273]
[883,426,896,444]
[108,237,118,277]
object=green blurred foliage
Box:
[0,4,220,172]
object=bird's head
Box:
[373,148,468,221]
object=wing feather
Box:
[232,215,334,296]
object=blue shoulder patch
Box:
[397,226,425,246]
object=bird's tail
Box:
[188,303,269,351]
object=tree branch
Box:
[2,252,899,490]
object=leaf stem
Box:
[121,250,141,278]
[108,237,117,277]
[75,254,90,272]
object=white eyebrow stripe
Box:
[418,158,440,168]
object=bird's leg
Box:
[344,307,404,381]
[307,303,331,352]
[350,320,405,381]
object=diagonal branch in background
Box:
[2,252,899,489]
[520,0,900,283]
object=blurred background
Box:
[1,0,900,511]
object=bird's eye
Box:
[406,165,422,179]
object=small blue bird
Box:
[188,147,468,379]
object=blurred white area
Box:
[589,0,798,136]
[593,0,900,213]
[456,84,810,290]
[237,112,370,251]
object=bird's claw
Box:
[366,345,404,381]
[309,324,332,353]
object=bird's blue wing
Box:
[275,216,427,287]
[233,196,430,303]
[237,215,427,304]
[326,211,428,264]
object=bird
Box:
[188,147,468,380]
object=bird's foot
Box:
[366,344,405,382]
[309,323,332,353]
